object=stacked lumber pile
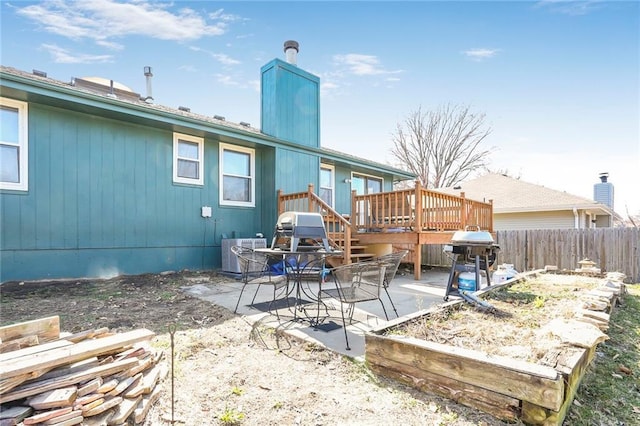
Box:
[0,316,166,426]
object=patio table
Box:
[254,248,342,324]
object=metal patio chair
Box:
[375,250,409,318]
[320,261,388,350]
[231,246,288,318]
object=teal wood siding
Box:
[257,147,278,238]
[333,165,354,214]
[274,148,319,195]
[0,103,272,281]
[261,59,320,148]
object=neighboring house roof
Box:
[437,173,612,216]
[0,65,415,182]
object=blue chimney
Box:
[260,41,320,148]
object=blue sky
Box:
[2,0,639,215]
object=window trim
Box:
[0,97,29,191]
[320,164,335,207]
[351,172,384,195]
[219,143,255,207]
[173,133,204,186]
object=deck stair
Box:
[331,237,375,266]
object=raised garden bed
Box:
[365,271,626,425]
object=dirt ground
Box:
[0,270,524,425]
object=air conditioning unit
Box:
[221,238,267,273]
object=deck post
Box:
[413,244,422,280]
[414,180,423,231]
[489,199,494,232]
[307,183,315,212]
[460,191,467,230]
[277,189,284,215]
[351,190,357,232]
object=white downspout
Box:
[573,207,579,229]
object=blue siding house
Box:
[0,42,414,282]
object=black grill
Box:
[443,227,500,300]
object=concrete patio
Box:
[182,267,456,358]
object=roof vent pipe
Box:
[106,80,116,98]
[143,66,154,104]
[284,40,299,65]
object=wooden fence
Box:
[421,228,639,283]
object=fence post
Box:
[277,189,283,215]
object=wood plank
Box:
[28,386,78,410]
[108,395,141,425]
[0,335,39,353]
[23,407,72,424]
[366,333,564,411]
[0,406,32,423]
[133,387,161,423]
[80,398,105,415]
[0,316,60,343]
[43,414,83,426]
[368,354,520,421]
[77,377,103,397]
[62,329,96,344]
[73,393,105,409]
[107,373,142,397]
[114,346,145,361]
[83,397,122,417]
[0,357,137,404]
[37,357,100,383]
[80,409,114,426]
[124,365,160,398]
[127,356,154,377]
[97,378,119,394]
[0,329,155,381]
[42,410,82,425]
[0,373,35,395]
[0,340,72,363]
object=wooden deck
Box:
[277,182,493,279]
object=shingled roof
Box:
[438,173,612,215]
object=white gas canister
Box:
[492,266,509,284]
[504,264,518,279]
[492,264,518,283]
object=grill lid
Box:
[451,227,494,245]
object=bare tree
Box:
[391,104,493,188]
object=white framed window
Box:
[0,97,29,191]
[173,133,204,185]
[220,143,255,207]
[320,164,335,207]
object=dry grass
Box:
[397,274,603,363]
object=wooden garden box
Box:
[364,271,624,425]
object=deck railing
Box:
[276,182,493,264]
[351,181,493,232]
[277,184,352,263]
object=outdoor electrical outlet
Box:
[201,206,212,218]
